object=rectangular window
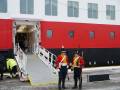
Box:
[45,0,57,16]
[20,0,34,14]
[89,31,95,40]
[106,5,115,20]
[68,1,79,17]
[88,3,98,19]
[0,0,7,13]
[47,29,53,38]
[110,32,115,40]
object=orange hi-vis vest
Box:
[73,56,80,67]
[61,55,67,64]
[58,55,67,68]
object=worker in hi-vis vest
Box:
[55,51,69,90]
[71,51,85,89]
[6,58,17,78]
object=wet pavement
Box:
[0,73,120,90]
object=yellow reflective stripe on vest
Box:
[73,56,79,67]
[62,55,67,63]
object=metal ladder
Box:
[14,44,28,81]
[34,45,57,75]
[15,44,58,85]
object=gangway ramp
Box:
[26,54,58,86]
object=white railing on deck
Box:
[34,45,57,74]
[15,44,28,81]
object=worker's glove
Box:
[53,64,57,68]
[57,69,60,72]
[67,65,69,69]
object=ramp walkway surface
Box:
[26,54,58,86]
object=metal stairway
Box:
[15,45,58,86]
[26,54,57,86]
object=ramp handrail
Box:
[34,45,57,74]
[15,44,28,81]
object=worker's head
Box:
[61,51,66,55]
[74,53,79,57]
[74,51,79,57]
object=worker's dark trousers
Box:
[10,65,17,77]
[58,66,67,89]
[0,60,6,80]
[0,64,5,80]
[0,71,3,80]
[73,67,82,88]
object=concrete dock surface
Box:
[0,76,120,90]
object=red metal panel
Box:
[0,19,13,50]
[40,21,120,48]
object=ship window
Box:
[47,29,53,38]
[68,1,79,17]
[20,0,34,14]
[0,0,7,13]
[69,31,74,38]
[88,3,98,19]
[106,5,115,20]
[89,31,95,40]
[110,32,115,40]
[45,0,57,16]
